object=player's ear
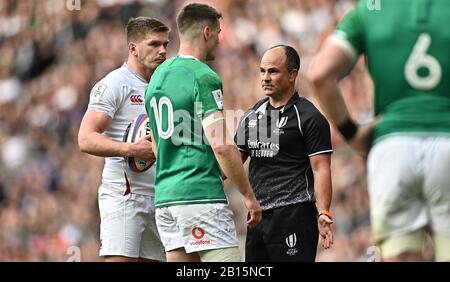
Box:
[202,26,210,41]
[128,42,138,56]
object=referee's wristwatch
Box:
[317,210,333,221]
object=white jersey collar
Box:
[178,55,200,61]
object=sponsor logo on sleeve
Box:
[211,89,223,110]
[91,83,107,103]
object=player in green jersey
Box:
[308,0,450,261]
[145,3,261,262]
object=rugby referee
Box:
[235,45,334,262]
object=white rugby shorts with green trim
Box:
[155,203,239,253]
[367,136,450,258]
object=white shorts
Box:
[367,136,450,243]
[98,185,165,261]
[155,203,239,253]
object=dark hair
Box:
[176,3,222,35]
[126,17,169,43]
[269,45,300,73]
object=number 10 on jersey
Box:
[150,96,174,139]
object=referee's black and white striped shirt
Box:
[235,92,333,211]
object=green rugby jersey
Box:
[333,0,450,143]
[145,55,227,208]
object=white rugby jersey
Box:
[88,63,155,196]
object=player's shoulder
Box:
[92,66,123,89]
[102,65,132,85]
[160,56,218,81]
[194,63,220,83]
[171,56,220,82]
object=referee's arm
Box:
[310,153,332,212]
[310,153,333,249]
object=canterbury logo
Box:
[130,95,144,104]
[277,116,288,128]
[286,233,297,248]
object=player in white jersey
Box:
[78,17,170,262]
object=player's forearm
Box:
[308,42,354,126]
[78,131,131,158]
[213,144,255,198]
[313,168,332,212]
[203,111,255,198]
[311,78,350,126]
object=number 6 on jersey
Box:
[404,33,442,90]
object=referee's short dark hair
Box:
[269,45,300,73]
[176,3,222,36]
[126,17,169,43]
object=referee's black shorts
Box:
[245,202,319,262]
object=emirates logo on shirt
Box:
[130,95,144,105]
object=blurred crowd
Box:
[0,0,376,261]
